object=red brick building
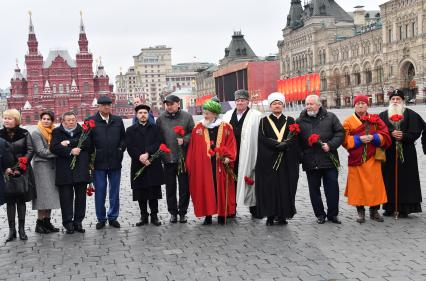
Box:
[8,14,114,125]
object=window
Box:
[59,84,64,93]
[412,22,416,37]
[33,84,38,95]
[366,70,372,84]
[388,29,392,43]
[83,82,89,93]
[354,72,361,85]
[53,84,57,93]
[399,26,403,40]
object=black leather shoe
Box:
[150,214,161,226]
[277,217,288,225]
[18,222,28,240]
[35,219,50,234]
[170,214,178,223]
[218,216,225,225]
[96,221,106,230]
[108,220,121,228]
[329,216,342,224]
[74,224,85,233]
[136,215,149,226]
[202,216,212,225]
[43,218,59,233]
[64,224,74,234]
[5,228,17,243]
[266,217,274,226]
[179,215,187,223]
[317,216,326,224]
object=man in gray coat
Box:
[297,95,344,224]
[156,95,195,223]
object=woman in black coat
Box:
[0,138,14,206]
[50,112,92,234]
[0,109,36,242]
[125,104,164,226]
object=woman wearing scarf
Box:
[31,111,60,234]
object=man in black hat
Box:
[223,89,262,218]
[125,104,164,226]
[87,95,126,229]
[132,97,155,125]
[156,94,194,223]
[379,89,424,217]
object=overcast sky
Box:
[0,0,386,89]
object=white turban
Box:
[267,92,285,105]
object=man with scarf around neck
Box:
[379,89,424,217]
[51,112,92,234]
[125,104,164,226]
[255,92,300,226]
[297,95,344,224]
[186,99,237,225]
[342,95,391,223]
[223,90,262,219]
[156,95,194,224]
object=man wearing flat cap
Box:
[223,89,262,218]
[255,92,300,226]
[297,94,344,224]
[125,104,164,226]
[342,95,391,223]
[186,99,237,225]
[379,89,424,217]
[156,94,194,224]
[87,95,126,229]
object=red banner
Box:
[277,73,320,102]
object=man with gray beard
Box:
[379,89,424,217]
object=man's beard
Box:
[388,103,405,116]
[202,119,213,127]
[307,109,318,117]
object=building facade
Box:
[278,0,425,107]
[8,14,113,125]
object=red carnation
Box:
[360,115,369,122]
[19,163,27,172]
[369,114,380,124]
[159,143,171,154]
[88,119,96,128]
[210,141,215,145]
[173,126,185,137]
[208,149,216,156]
[389,114,404,123]
[308,134,321,146]
[244,176,254,186]
[82,124,89,132]
[289,123,301,134]
[18,157,28,165]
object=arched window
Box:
[33,84,38,95]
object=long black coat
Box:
[0,139,14,206]
[50,124,92,186]
[125,122,164,189]
[0,127,36,203]
[255,114,299,218]
[86,112,126,170]
[297,107,344,171]
[422,121,426,155]
[379,108,423,210]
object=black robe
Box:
[229,108,249,175]
[379,108,423,214]
[255,114,299,218]
[125,122,164,201]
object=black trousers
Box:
[138,199,158,216]
[164,163,190,215]
[306,168,339,219]
[58,183,87,226]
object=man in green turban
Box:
[186,99,238,225]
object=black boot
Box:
[217,216,225,225]
[266,216,274,226]
[202,216,212,225]
[136,214,149,226]
[6,221,17,243]
[35,219,50,234]
[150,214,161,226]
[43,217,59,232]
[18,220,28,240]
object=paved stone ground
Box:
[1,105,426,281]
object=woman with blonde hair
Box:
[0,109,36,242]
[31,111,60,234]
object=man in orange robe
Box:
[342,95,391,223]
[186,100,237,225]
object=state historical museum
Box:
[8,13,114,125]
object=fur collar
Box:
[0,126,28,142]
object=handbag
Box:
[3,175,29,197]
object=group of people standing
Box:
[0,88,425,243]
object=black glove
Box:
[275,141,288,151]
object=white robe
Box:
[223,108,262,207]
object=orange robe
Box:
[186,122,237,217]
[343,114,391,206]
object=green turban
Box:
[203,100,222,114]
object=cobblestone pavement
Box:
[1,105,426,281]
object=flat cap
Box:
[97,95,112,104]
[163,95,180,103]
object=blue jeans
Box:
[306,168,339,219]
[94,169,121,222]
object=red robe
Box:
[186,122,237,217]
